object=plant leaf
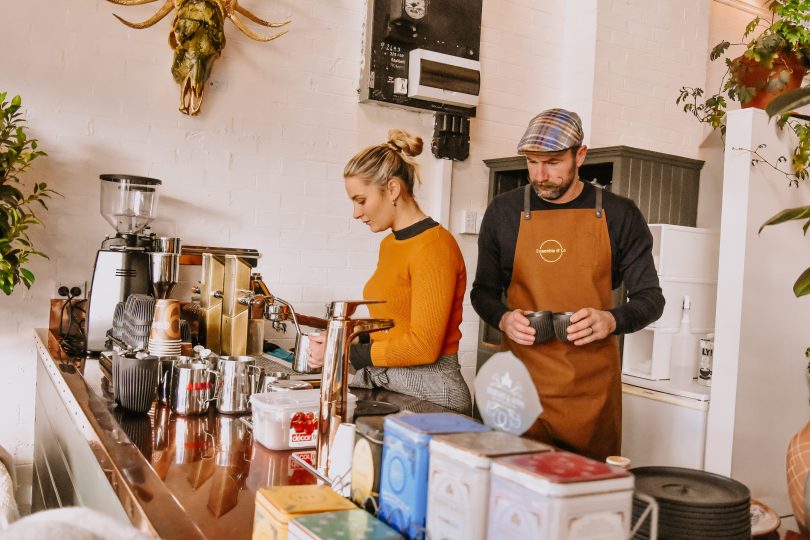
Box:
[759,205,810,233]
[711,41,731,61]
[766,87,810,118]
[19,268,34,286]
[794,267,810,297]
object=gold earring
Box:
[392,199,398,207]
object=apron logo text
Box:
[536,239,566,263]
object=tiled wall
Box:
[1,0,725,515]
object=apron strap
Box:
[523,185,532,220]
[595,186,603,218]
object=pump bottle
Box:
[670,295,699,387]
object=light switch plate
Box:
[460,209,477,235]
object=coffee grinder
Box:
[86,174,162,352]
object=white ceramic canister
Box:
[426,431,552,540]
[487,451,634,540]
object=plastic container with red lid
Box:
[250,390,357,451]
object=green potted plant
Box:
[0,92,58,295]
[677,0,810,182]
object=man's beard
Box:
[531,164,577,201]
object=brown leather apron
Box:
[506,184,621,461]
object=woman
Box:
[308,128,472,414]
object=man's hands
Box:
[498,310,535,346]
[567,308,616,345]
[499,307,616,347]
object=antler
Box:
[111,0,174,29]
[228,13,289,41]
[235,4,290,28]
[106,0,160,5]
[225,1,290,41]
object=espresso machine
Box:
[86,174,162,352]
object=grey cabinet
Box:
[482,145,704,225]
[476,146,704,369]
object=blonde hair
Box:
[343,129,423,196]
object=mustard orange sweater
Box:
[365,223,466,367]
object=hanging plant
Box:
[677,0,810,183]
[0,92,59,295]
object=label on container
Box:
[698,338,714,387]
[289,411,318,448]
[352,438,375,504]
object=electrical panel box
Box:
[360,0,483,117]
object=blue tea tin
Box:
[378,413,491,539]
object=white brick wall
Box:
[2,0,752,516]
[590,0,712,156]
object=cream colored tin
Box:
[426,431,552,540]
[252,485,356,540]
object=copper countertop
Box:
[34,329,446,539]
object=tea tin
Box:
[378,413,490,539]
[289,508,403,540]
[488,451,634,540]
[426,431,552,540]
[252,485,355,540]
[352,416,385,506]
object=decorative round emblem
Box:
[536,239,566,263]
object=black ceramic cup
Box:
[525,311,554,344]
[553,312,576,343]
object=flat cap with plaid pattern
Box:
[517,108,583,154]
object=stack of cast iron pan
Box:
[631,466,751,539]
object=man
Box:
[471,108,664,461]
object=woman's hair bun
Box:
[387,128,423,158]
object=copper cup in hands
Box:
[292,332,321,373]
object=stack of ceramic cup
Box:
[123,294,155,350]
[111,301,126,341]
[148,299,182,357]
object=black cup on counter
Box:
[553,312,576,343]
[525,311,554,344]
[114,351,159,413]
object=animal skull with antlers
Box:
[106,0,289,115]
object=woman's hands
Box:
[306,333,326,370]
